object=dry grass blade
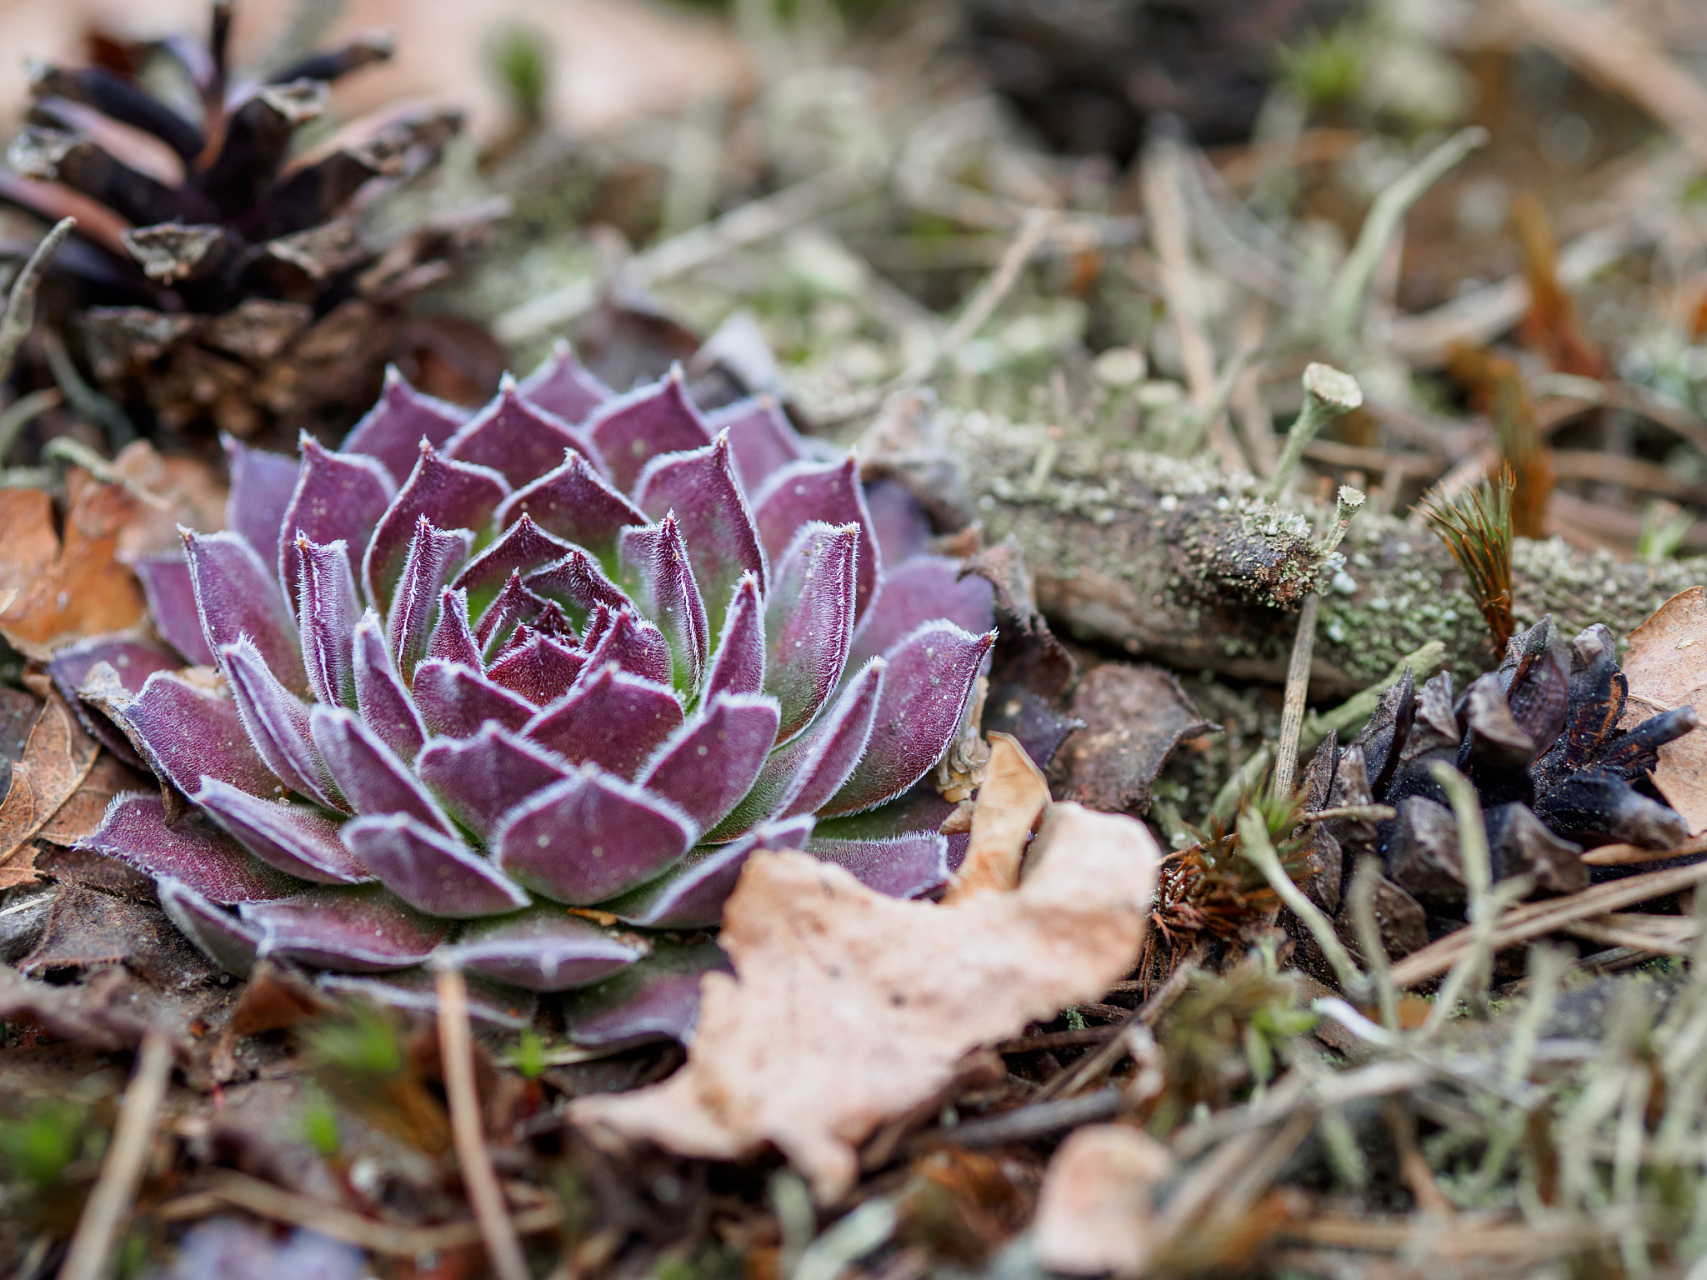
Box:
[1582,833,1707,866]
[1419,465,1516,658]
[59,1030,172,1280]
[437,965,531,1280]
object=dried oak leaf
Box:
[0,687,100,888]
[1052,664,1213,815]
[1621,586,1707,834]
[571,801,1159,1201]
[1033,1123,1174,1276]
[0,473,146,658]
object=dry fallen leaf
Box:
[36,752,143,848]
[1621,586,1707,834]
[1052,664,1213,816]
[0,686,101,888]
[0,471,147,659]
[109,439,227,559]
[1033,1123,1174,1276]
[571,801,1158,1201]
[943,731,1049,902]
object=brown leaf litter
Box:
[1032,1123,1174,1276]
[0,683,99,889]
[0,476,146,659]
[1051,664,1214,816]
[572,742,1160,1202]
[1621,585,1707,834]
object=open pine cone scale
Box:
[1299,617,1701,963]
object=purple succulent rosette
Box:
[77,342,998,1041]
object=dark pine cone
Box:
[1,2,499,444]
[1294,616,1701,962]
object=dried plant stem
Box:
[0,217,73,387]
[1348,856,1400,1032]
[1034,944,1203,1102]
[437,965,531,1280]
[1238,810,1364,996]
[1422,764,1497,1036]
[1323,128,1487,350]
[1271,593,1319,801]
[60,1029,172,1280]
[1581,832,1707,866]
[1261,363,1363,501]
[1389,858,1707,988]
[914,206,1055,382]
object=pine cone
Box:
[1298,616,1700,962]
[2,4,498,444]
[57,345,998,1040]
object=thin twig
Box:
[0,387,61,465]
[915,206,1056,380]
[41,436,174,510]
[1582,833,1707,867]
[437,965,531,1280]
[0,217,73,386]
[60,1030,173,1280]
[156,1170,562,1255]
[1390,858,1707,988]
[1034,945,1204,1102]
[1271,594,1320,801]
[928,1089,1123,1149]
[494,167,869,342]
[1323,128,1487,351]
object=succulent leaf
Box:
[525,663,685,779]
[157,877,263,977]
[804,831,951,898]
[452,513,573,611]
[195,777,368,884]
[516,338,612,424]
[764,522,860,744]
[635,434,767,624]
[848,556,996,669]
[132,553,216,665]
[342,365,469,483]
[562,936,730,1045]
[637,693,783,831]
[384,518,473,683]
[498,451,643,567]
[705,396,809,495]
[604,817,815,928]
[351,611,427,763]
[411,660,537,738]
[278,437,394,613]
[184,529,307,694]
[578,608,673,688]
[82,792,301,904]
[223,435,302,567]
[221,637,346,811]
[754,457,880,627]
[310,705,457,837]
[416,724,574,843]
[363,445,507,612]
[619,515,709,693]
[444,375,600,488]
[241,885,451,972]
[486,631,586,704]
[442,906,646,992]
[295,537,360,709]
[587,368,712,492]
[342,813,530,917]
[111,670,277,799]
[493,766,697,904]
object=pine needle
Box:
[1419,466,1516,659]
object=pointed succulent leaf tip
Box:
[341,364,469,484]
[562,937,731,1046]
[112,670,277,799]
[351,610,427,763]
[452,513,573,610]
[444,374,601,489]
[848,555,996,669]
[384,517,473,683]
[704,395,809,495]
[487,631,586,705]
[578,608,673,688]
[132,553,217,665]
[604,816,815,928]
[705,658,884,840]
[587,366,714,493]
[638,693,783,831]
[223,434,302,564]
[754,456,881,627]
[276,436,395,614]
[295,536,359,709]
[618,515,709,693]
[362,443,509,614]
[194,777,368,884]
[341,814,530,918]
[426,587,484,670]
[517,337,613,425]
[411,659,538,738]
[493,765,697,904]
[703,572,766,702]
[525,663,685,780]
[764,521,859,745]
[241,885,452,972]
[48,637,179,765]
[81,791,302,904]
[525,547,631,630]
[310,705,458,838]
[475,572,550,657]
[805,831,951,899]
[157,878,263,977]
[498,451,644,568]
[441,906,646,992]
[184,528,308,695]
[635,434,768,624]
[822,622,995,816]
[416,724,573,842]
[221,637,347,811]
